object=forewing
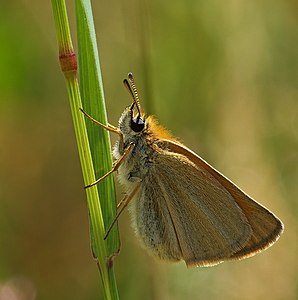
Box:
[158,139,284,261]
[152,146,252,267]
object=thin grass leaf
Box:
[75,0,120,258]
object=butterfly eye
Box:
[131,117,145,132]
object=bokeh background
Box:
[0,1,297,299]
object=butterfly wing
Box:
[157,139,284,262]
[133,142,253,267]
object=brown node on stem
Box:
[59,50,77,74]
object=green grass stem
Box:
[51,1,119,299]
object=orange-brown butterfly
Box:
[81,73,283,267]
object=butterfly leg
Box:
[80,108,125,161]
[80,108,121,135]
[84,143,134,188]
[104,182,142,240]
[116,196,127,210]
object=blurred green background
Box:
[0,1,297,299]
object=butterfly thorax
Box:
[112,109,159,188]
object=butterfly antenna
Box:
[124,72,142,117]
